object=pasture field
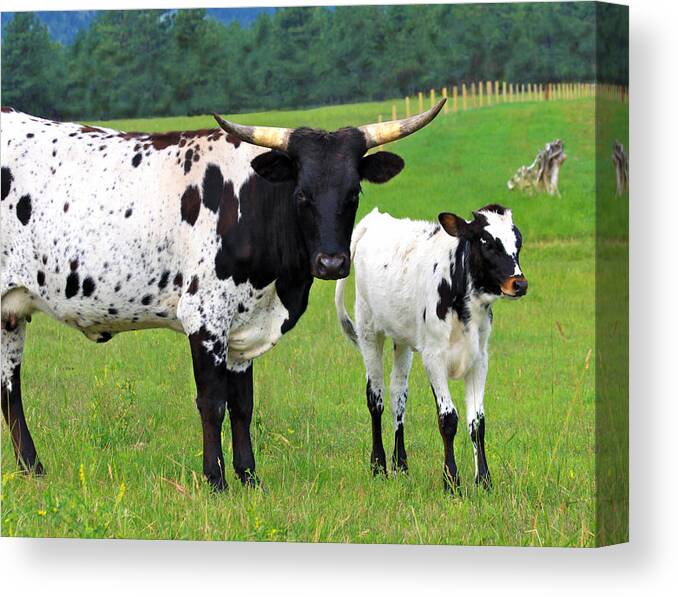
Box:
[1,97,628,545]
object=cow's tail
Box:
[335,216,370,346]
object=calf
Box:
[335,204,527,493]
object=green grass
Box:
[1,97,627,545]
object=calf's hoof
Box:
[475,472,492,491]
[392,454,408,476]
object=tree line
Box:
[1,4,628,122]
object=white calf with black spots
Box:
[335,205,528,493]
[1,100,446,490]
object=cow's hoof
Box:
[18,459,45,476]
[443,471,461,496]
[237,470,260,488]
[370,451,387,477]
[370,462,388,477]
[206,474,228,493]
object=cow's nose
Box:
[313,253,349,280]
[513,278,528,296]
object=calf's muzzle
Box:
[501,276,528,297]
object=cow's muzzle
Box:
[500,276,528,298]
[312,252,350,280]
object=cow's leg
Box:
[1,318,44,474]
[465,352,491,489]
[188,329,228,491]
[422,355,460,494]
[225,361,258,487]
[390,342,413,474]
[360,333,387,476]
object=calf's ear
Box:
[359,151,404,183]
[438,212,469,237]
[251,150,295,182]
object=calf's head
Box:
[439,204,528,299]
[214,100,446,280]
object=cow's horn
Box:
[359,98,447,150]
[212,113,292,151]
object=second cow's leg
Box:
[226,362,258,487]
[423,355,460,494]
[390,343,413,473]
[189,329,228,491]
[360,333,387,475]
[464,353,491,489]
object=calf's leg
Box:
[1,318,44,474]
[423,355,460,494]
[226,361,258,487]
[359,333,387,475]
[189,329,228,491]
[464,354,491,489]
[390,343,413,474]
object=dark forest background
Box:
[1,4,628,121]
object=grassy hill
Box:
[1,97,628,545]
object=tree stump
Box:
[507,139,567,196]
[612,141,629,196]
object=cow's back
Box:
[1,108,262,338]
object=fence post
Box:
[521,83,525,102]
[430,88,436,109]
[471,82,477,108]
[487,81,493,106]
[502,81,507,103]
[418,91,424,113]
[452,85,458,112]
[462,83,468,111]
[442,87,448,113]
[495,80,500,103]
[391,104,397,121]
[509,83,514,102]
[479,81,484,107]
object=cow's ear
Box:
[359,151,404,184]
[438,212,469,238]
[251,150,295,183]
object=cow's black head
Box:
[438,204,528,298]
[214,100,446,280]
